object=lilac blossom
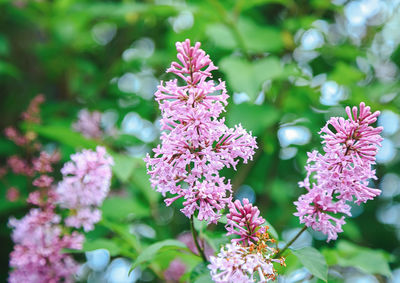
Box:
[8,208,84,283]
[209,241,281,283]
[21,94,45,124]
[164,259,186,282]
[73,109,103,139]
[6,187,20,202]
[56,146,113,231]
[226,198,267,246]
[145,39,257,224]
[295,102,383,241]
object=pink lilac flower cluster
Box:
[145,39,257,224]
[4,127,31,147]
[8,150,75,282]
[294,102,383,241]
[5,150,59,201]
[209,241,279,283]
[226,198,267,246]
[164,259,186,282]
[209,198,284,282]
[56,146,114,231]
[8,146,113,282]
[3,95,52,200]
[21,94,45,123]
[8,208,84,283]
[73,109,103,139]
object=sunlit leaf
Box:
[130,240,189,270]
[291,247,328,282]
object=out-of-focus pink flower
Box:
[226,198,266,246]
[295,102,383,241]
[72,109,103,139]
[21,94,45,124]
[7,156,34,176]
[32,175,54,188]
[0,167,7,178]
[6,187,20,202]
[64,207,102,232]
[145,39,257,223]
[164,259,186,282]
[177,232,214,259]
[8,208,84,283]
[56,146,113,231]
[4,127,29,147]
[32,151,60,173]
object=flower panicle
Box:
[295,102,383,242]
[145,39,257,224]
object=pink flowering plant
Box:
[141,40,388,282]
[145,39,257,224]
[295,103,383,241]
[1,38,393,283]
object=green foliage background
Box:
[1,0,399,282]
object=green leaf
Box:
[217,215,227,224]
[322,241,392,277]
[193,218,208,232]
[330,62,364,85]
[226,103,280,135]
[100,220,141,252]
[130,164,160,204]
[82,239,121,256]
[0,60,20,79]
[241,0,291,10]
[207,17,283,53]
[0,34,10,55]
[102,196,150,220]
[206,23,236,50]
[291,247,328,282]
[220,56,284,100]
[190,262,213,283]
[237,17,283,53]
[110,152,139,182]
[130,240,189,270]
[24,123,98,149]
[203,231,229,251]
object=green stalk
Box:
[274,225,307,258]
[190,215,208,262]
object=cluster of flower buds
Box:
[145,39,257,224]
[294,102,383,241]
[208,198,285,282]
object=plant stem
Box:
[208,0,250,59]
[274,225,307,258]
[190,215,208,262]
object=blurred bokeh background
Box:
[1,0,400,282]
